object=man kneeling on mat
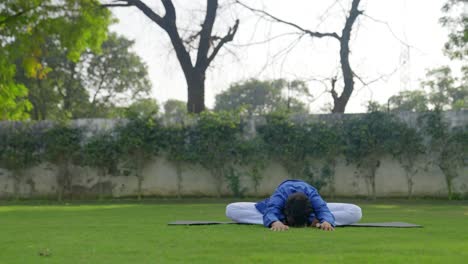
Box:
[226,179,362,231]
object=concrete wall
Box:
[0,155,466,199]
[0,111,467,199]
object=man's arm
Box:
[308,192,335,227]
[263,192,287,228]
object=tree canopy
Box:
[14,32,151,120]
[215,79,310,115]
[0,0,112,120]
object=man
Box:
[225,179,362,231]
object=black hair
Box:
[283,192,313,227]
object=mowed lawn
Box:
[0,199,467,263]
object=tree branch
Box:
[206,19,239,68]
[196,0,219,69]
[103,0,166,28]
[101,3,133,8]
[235,0,340,40]
[330,77,339,101]
[0,4,41,26]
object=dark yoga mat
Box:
[168,221,422,228]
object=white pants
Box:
[225,202,362,226]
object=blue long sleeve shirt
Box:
[255,180,335,228]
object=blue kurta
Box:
[255,180,335,228]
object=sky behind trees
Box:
[108,0,463,113]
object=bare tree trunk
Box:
[331,0,362,113]
[186,72,206,113]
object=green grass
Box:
[0,199,467,263]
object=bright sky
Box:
[108,0,462,113]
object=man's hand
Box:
[315,221,334,231]
[270,221,289,231]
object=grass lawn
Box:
[0,199,467,263]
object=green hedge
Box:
[0,110,466,199]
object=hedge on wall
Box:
[0,110,466,199]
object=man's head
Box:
[283,192,313,227]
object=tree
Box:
[124,98,160,120]
[343,112,402,200]
[116,118,161,200]
[440,0,467,61]
[43,124,83,201]
[387,90,429,112]
[422,67,467,110]
[161,124,192,198]
[103,0,239,113]
[258,112,341,192]
[0,123,43,199]
[418,0,468,112]
[390,124,425,199]
[237,0,363,113]
[233,136,268,194]
[15,33,151,120]
[162,99,188,124]
[188,110,241,196]
[214,79,309,115]
[0,61,31,120]
[418,110,468,200]
[0,0,111,120]
[82,131,121,200]
[81,33,152,115]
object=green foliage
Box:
[82,131,120,199]
[82,33,152,114]
[0,123,43,198]
[161,124,192,197]
[43,123,83,200]
[418,109,468,199]
[224,166,247,198]
[14,33,151,120]
[440,0,467,60]
[259,112,306,178]
[0,124,43,171]
[115,118,161,200]
[0,0,111,120]
[0,61,32,120]
[215,79,309,115]
[163,99,188,124]
[188,110,242,196]
[234,137,269,194]
[422,67,467,110]
[124,99,160,120]
[258,112,342,191]
[387,90,430,112]
[343,112,404,199]
[390,122,426,199]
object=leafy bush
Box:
[0,123,43,199]
[82,131,121,199]
[43,123,83,200]
[115,118,162,200]
[188,111,242,196]
[343,112,404,199]
[418,109,468,199]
